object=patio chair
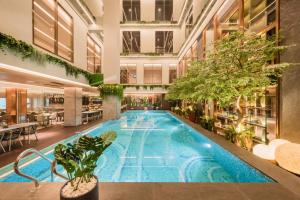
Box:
[57,112,64,122]
[49,112,57,125]
[37,114,46,126]
[21,124,38,144]
[0,133,6,152]
[1,129,23,151]
[28,112,37,122]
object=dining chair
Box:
[22,124,38,144]
[49,112,57,125]
[37,115,45,126]
[0,133,6,152]
[1,129,23,151]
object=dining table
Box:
[35,113,51,126]
[0,122,39,152]
[82,109,102,123]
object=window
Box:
[123,0,140,22]
[123,31,140,53]
[246,0,277,33]
[33,0,56,53]
[57,5,73,61]
[155,0,173,21]
[197,33,205,60]
[185,6,193,38]
[0,98,6,110]
[87,35,101,73]
[155,31,173,54]
[33,0,73,61]
[169,65,177,83]
[144,64,162,84]
[120,64,137,84]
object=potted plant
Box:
[235,125,253,151]
[224,125,237,143]
[186,105,196,122]
[199,116,215,132]
[54,131,117,200]
[173,106,180,115]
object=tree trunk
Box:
[235,95,245,129]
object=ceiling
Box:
[0,66,98,94]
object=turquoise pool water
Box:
[0,111,272,182]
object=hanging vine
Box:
[0,32,103,86]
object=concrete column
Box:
[279,0,300,143]
[64,88,82,126]
[103,0,121,120]
[103,96,121,120]
[141,0,155,21]
[137,63,144,84]
[162,64,169,84]
[103,0,120,84]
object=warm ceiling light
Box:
[158,8,162,12]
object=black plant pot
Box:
[60,176,99,200]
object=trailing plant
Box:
[99,84,124,99]
[88,74,104,87]
[0,32,102,86]
[54,131,117,190]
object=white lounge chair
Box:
[253,139,291,162]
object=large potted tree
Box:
[54,131,117,200]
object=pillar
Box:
[103,0,120,84]
[103,96,121,120]
[102,0,121,120]
[64,87,82,126]
[279,0,300,143]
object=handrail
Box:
[13,148,68,188]
[51,159,68,181]
[13,148,52,188]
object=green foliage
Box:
[87,74,104,87]
[167,31,289,108]
[199,116,214,131]
[99,84,124,99]
[224,125,253,150]
[224,125,237,143]
[54,131,117,190]
[0,32,101,86]
[236,126,254,150]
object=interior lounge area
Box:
[0,80,103,153]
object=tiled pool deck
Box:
[0,112,299,200]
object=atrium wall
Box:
[279,0,300,143]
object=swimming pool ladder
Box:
[13,148,68,188]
